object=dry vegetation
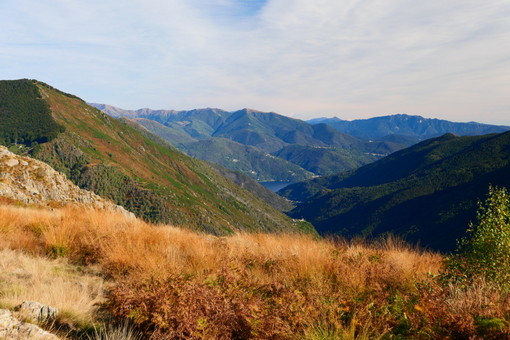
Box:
[0,203,509,339]
[0,249,103,324]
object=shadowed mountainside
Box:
[282,132,510,251]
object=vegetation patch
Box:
[0,79,65,145]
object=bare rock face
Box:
[0,309,59,340]
[0,146,133,216]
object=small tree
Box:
[446,185,510,285]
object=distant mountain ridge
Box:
[281,131,510,251]
[90,104,405,181]
[308,114,510,142]
[92,104,509,183]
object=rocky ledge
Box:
[0,146,132,216]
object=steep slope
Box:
[0,80,65,145]
[210,164,294,212]
[284,132,510,251]
[310,114,510,141]
[0,79,313,235]
[131,118,197,149]
[121,118,295,211]
[183,138,313,182]
[125,118,314,182]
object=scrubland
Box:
[0,203,509,339]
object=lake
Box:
[259,181,293,192]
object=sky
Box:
[1,0,509,125]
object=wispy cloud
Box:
[1,0,509,124]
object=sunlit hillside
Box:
[1,202,508,339]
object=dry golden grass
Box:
[0,204,441,283]
[0,248,104,325]
[0,203,508,339]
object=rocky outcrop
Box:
[0,146,132,215]
[0,309,58,340]
[15,301,59,324]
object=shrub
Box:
[104,276,252,340]
[445,185,510,285]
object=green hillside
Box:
[284,132,510,250]
[183,138,313,181]
[122,118,295,211]
[127,118,314,182]
[0,79,314,235]
[273,144,375,176]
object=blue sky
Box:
[1,0,509,124]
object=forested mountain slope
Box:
[283,132,510,250]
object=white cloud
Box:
[1,0,509,124]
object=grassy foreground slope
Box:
[0,79,312,235]
[1,203,509,339]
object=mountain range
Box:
[90,104,404,181]
[281,131,510,251]
[308,115,509,144]
[0,79,312,235]
[92,105,509,185]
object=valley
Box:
[281,131,510,251]
[4,1,510,338]
[0,79,509,339]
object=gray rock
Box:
[0,146,133,217]
[16,301,59,323]
[0,309,59,339]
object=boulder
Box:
[16,301,59,323]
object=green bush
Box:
[475,316,508,338]
[446,185,510,285]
